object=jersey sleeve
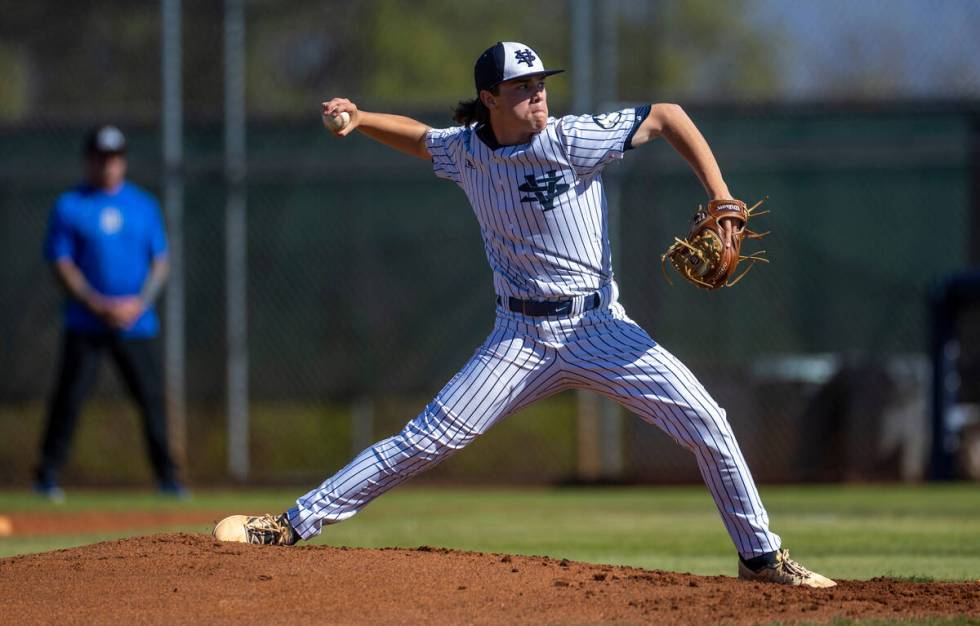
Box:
[43,196,75,262]
[425,126,467,184]
[556,106,651,177]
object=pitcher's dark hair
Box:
[453,87,498,126]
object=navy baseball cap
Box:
[474,42,564,92]
[84,124,127,155]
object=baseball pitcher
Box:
[214,41,834,588]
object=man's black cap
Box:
[84,125,127,155]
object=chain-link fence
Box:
[0,0,978,487]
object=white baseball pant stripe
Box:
[288,302,781,558]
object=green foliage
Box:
[0,43,30,118]
[356,0,779,108]
[0,1,162,120]
[361,0,570,108]
[617,0,780,102]
[0,0,783,121]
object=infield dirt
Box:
[1,533,978,625]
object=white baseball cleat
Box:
[212,513,299,546]
[738,549,837,588]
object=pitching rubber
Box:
[212,515,250,542]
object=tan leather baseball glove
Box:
[661,198,769,290]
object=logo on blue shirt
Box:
[99,206,123,235]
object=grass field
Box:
[1,483,978,583]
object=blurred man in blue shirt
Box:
[36,125,184,500]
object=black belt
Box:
[497,293,601,317]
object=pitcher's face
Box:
[486,76,549,133]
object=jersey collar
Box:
[475,123,545,152]
[475,123,502,150]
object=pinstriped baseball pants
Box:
[289,296,781,559]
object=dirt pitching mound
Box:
[1,533,977,625]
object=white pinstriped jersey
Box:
[426,106,651,299]
[288,104,782,560]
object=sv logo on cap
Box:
[514,49,537,67]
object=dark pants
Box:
[36,331,177,485]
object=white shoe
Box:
[738,549,837,588]
[212,513,299,546]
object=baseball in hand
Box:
[322,111,350,132]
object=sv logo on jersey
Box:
[518,170,570,211]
